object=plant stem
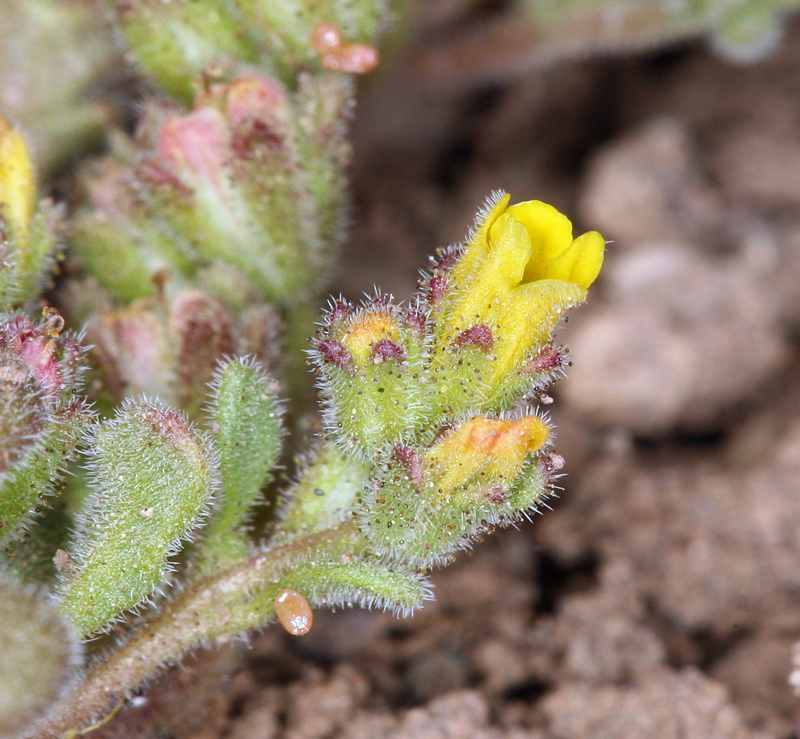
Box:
[27,520,362,739]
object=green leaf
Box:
[59,400,216,635]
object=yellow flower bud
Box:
[441,193,605,386]
[0,115,36,246]
[426,415,550,494]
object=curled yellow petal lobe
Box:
[0,115,36,245]
[505,200,574,283]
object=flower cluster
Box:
[311,192,604,564]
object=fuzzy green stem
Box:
[27,520,362,739]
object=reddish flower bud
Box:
[158,108,229,186]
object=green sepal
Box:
[71,214,158,304]
[292,74,352,257]
[0,204,62,310]
[17,202,61,304]
[312,301,432,457]
[0,242,17,311]
[277,445,367,539]
[59,399,217,636]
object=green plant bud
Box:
[59,400,217,635]
[0,577,80,736]
[111,0,259,102]
[278,445,368,538]
[71,214,159,304]
[17,201,63,306]
[278,560,432,617]
[153,83,317,303]
[312,298,431,456]
[197,358,282,570]
[87,289,235,418]
[359,415,553,566]
[74,74,349,309]
[291,73,352,252]
[72,152,198,304]
[228,0,385,80]
[0,243,16,310]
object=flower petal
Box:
[553,230,605,290]
[506,200,574,283]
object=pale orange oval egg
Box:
[275,588,313,635]
[322,43,379,74]
[310,22,342,54]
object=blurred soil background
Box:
[75,1,800,737]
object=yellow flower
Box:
[426,415,550,495]
[441,193,604,385]
[0,115,36,246]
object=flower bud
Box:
[0,115,35,246]
[311,298,430,456]
[359,413,553,566]
[74,75,347,307]
[0,116,62,306]
[111,0,258,102]
[88,289,236,417]
[0,313,92,545]
[426,415,550,494]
